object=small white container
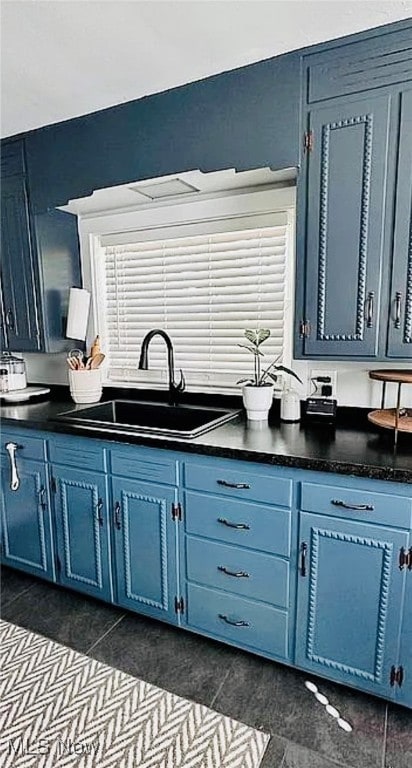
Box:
[280,386,301,422]
[69,369,102,404]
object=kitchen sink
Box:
[55,399,240,438]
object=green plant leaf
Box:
[244,329,258,345]
[260,358,278,379]
[275,365,303,384]
[256,328,271,345]
[236,377,253,385]
[267,372,279,383]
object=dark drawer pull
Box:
[217,480,251,489]
[365,291,374,329]
[38,486,46,512]
[114,501,121,530]
[394,291,402,329]
[96,498,104,526]
[218,614,250,628]
[218,566,250,578]
[300,542,308,577]
[217,517,250,530]
[331,499,374,512]
[5,308,15,331]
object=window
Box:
[88,188,295,392]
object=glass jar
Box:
[0,368,9,393]
[0,353,27,391]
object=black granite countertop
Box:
[1,388,411,484]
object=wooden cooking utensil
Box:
[90,335,101,358]
[89,353,105,369]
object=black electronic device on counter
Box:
[305,397,337,424]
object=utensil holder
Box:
[69,369,102,404]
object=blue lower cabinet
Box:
[111,477,179,623]
[0,456,55,580]
[295,512,408,699]
[52,467,113,602]
[396,569,412,707]
[186,582,289,659]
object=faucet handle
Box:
[176,369,186,392]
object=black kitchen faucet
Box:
[138,329,185,406]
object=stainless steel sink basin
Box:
[56,400,240,438]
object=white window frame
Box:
[78,186,296,394]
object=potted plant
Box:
[237,329,302,420]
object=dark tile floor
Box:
[1,566,410,768]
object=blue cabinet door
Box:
[396,556,412,708]
[387,89,412,358]
[295,512,407,699]
[0,175,40,351]
[0,456,54,580]
[53,467,113,602]
[300,93,391,357]
[112,477,179,623]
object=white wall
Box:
[291,359,412,409]
[23,352,412,409]
[24,352,68,386]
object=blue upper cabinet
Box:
[24,52,300,212]
[1,174,41,351]
[300,92,391,357]
[305,27,412,103]
[0,140,81,353]
[386,88,412,358]
[295,25,412,360]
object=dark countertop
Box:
[1,389,411,484]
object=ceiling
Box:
[1,0,411,138]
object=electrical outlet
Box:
[309,369,338,399]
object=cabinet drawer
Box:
[184,462,292,507]
[185,491,290,557]
[1,431,46,462]
[187,583,289,659]
[186,537,289,608]
[110,446,178,485]
[48,436,106,472]
[301,482,412,529]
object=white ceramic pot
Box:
[69,369,102,404]
[242,383,274,421]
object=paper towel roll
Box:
[66,288,91,340]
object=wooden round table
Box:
[368,370,412,446]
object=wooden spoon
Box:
[89,353,105,369]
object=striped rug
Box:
[0,620,269,767]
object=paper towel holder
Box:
[66,287,91,342]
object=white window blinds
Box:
[100,215,289,389]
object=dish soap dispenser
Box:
[280,385,301,422]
